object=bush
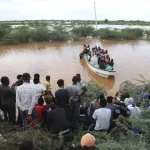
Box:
[121,28,143,40]
[71,25,95,37]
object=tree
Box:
[104,19,109,23]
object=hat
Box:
[80,133,95,147]
[128,97,134,104]
[22,73,31,80]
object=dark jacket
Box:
[0,84,15,108]
[55,89,69,108]
[47,107,71,133]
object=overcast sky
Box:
[0,0,150,21]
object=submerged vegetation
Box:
[0,20,150,45]
[0,80,150,150]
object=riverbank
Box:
[0,22,150,45]
[0,80,150,150]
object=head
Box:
[111,59,113,62]
[72,76,78,85]
[1,76,9,86]
[34,73,40,79]
[22,73,31,83]
[46,75,50,82]
[17,74,23,80]
[125,93,130,98]
[107,96,113,104]
[38,96,44,106]
[57,79,64,88]
[76,73,81,82]
[33,77,40,84]
[99,98,107,108]
[19,141,39,150]
[80,133,95,148]
[128,97,134,105]
[50,102,57,110]
[97,93,105,100]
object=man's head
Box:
[97,93,105,100]
[76,74,81,82]
[57,79,64,88]
[107,96,113,104]
[50,102,57,110]
[1,76,9,86]
[22,73,31,83]
[34,73,40,79]
[99,98,107,108]
[125,93,130,98]
[38,96,44,106]
[17,74,23,80]
[46,75,50,82]
[80,133,95,147]
[72,76,78,85]
[33,77,40,84]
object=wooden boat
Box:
[82,54,116,78]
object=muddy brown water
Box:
[0,39,150,96]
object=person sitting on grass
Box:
[92,98,111,131]
[19,141,39,150]
[47,102,71,134]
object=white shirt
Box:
[16,83,36,114]
[92,108,111,130]
[31,83,46,103]
[128,104,141,117]
[124,98,130,106]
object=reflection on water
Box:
[0,39,150,96]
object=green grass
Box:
[0,22,150,45]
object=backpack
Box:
[115,102,131,117]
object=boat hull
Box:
[83,55,115,79]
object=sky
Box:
[0,0,150,21]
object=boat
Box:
[81,54,116,78]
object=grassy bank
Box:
[0,23,150,45]
[0,80,150,150]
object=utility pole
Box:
[94,1,98,32]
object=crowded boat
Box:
[0,72,149,150]
[80,44,116,78]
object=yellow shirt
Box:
[42,80,51,98]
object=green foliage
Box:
[119,76,150,103]
[71,25,95,37]
[104,19,109,23]
[0,24,11,41]
[121,28,143,40]
[0,80,150,150]
[98,28,121,40]
[98,28,144,40]
[85,81,107,106]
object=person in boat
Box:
[98,47,101,51]
[109,59,114,67]
[105,55,110,64]
[99,60,106,70]
[98,55,102,64]
[83,44,86,49]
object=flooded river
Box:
[0,39,150,96]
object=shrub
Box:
[71,25,95,37]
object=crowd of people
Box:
[80,44,114,70]
[0,72,150,150]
